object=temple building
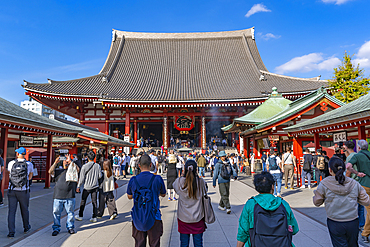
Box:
[23,27,327,150]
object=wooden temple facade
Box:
[23,28,327,150]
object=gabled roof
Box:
[23,28,327,103]
[284,92,370,133]
[241,87,345,136]
[222,88,292,133]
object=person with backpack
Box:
[127,154,166,247]
[315,149,327,186]
[261,151,267,172]
[267,149,283,197]
[300,148,313,189]
[173,159,207,247]
[282,148,296,189]
[49,154,79,236]
[7,147,33,238]
[157,151,165,175]
[112,152,121,178]
[97,160,118,220]
[237,171,299,247]
[75,151,103,223]
[314,156,370,247]
[213,150,237,214]
[346,139,370,243]
[197,153,207,178]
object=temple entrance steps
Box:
[131,146,238,155]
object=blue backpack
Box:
[113,156,119,165]
[131,175,157,231]
[269,157,278,170]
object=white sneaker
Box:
[231,179,235,182]
[300,185,305,189]
[226,209,231,214]
[110,213,118,220]
[218,205,226,211]
[277,193,282,198]
[89,218,97,223]
[308,185,311,189]
[75,216,83,221]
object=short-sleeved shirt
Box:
[349,150,370,188]
[283,153,293,164]
[127,171,166,220]
[8,158,33,191]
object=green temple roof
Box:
[222,87,292,133]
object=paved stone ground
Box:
[2,172,359,247]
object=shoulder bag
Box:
[201,179,216,224]
[66,162,78,182]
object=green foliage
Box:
[328,52,370,103]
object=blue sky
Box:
[1,0,370,105]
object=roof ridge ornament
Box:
[251,27,255,40]
[47,79,52,84]
[259,74,265,81]
[102,76,108,83]
[112,30,116,42]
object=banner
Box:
[174,116,195,131]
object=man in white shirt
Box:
[7,147,33,238]
[266,149,282,197]
[149,150,158,174]
[282,148,296,189]
[112,152,121,177]
[176,154,184,177]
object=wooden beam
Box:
[1,128,8,195]
[45,134,53,189]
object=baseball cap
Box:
[15,147,26,155]
[219,150,227,157]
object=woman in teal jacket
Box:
[237,171,299,247]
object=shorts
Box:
[113,166,120,173]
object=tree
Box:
[328,52,370,103]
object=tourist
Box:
[0,148,4,206]
[166,149,178,201]
[237,171,299,247]
[343,141,364,231]
[300,148,313,189]
[314,156,370,246]
[127,154,166,247]
[113,152,121,177]
[333,147,346,161]
[213,143,217,151]
[97,160,118,220]
[125,153,131,176]
[157,151,165,175]
[222,138,227,148]
[315,149,327,186]
[121,152,127,178]
[75,151,102,223]
[173,159,207,247]
[261,151,267,172]
[197,153,207,178]
[176,153,184,177]
[346,140,370,243]
[49,154,78,236]
[149,149,158,174]
[267,149,283,197]
[213,150,237,214]
[130,154,138,175]
[250,153,255,173]
[282,147,296,189]
[7,147,33,238]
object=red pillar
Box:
[105,113,110,135]
[125,111,130,135]
[359,126,366,140]
[243,136,247,157]
[253,136,258,157]
[314,133,320,151]
[246,137,250,158]
[134,119,138,148]
[1,128,9,194]
[80,113,85,125]
[45,134,53,189]
[293,137,301,187]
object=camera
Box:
[58,149,69,161]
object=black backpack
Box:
[10,160,28,190]
[268,157,278,170]
[220,162,232,180]
[303,154,312,171]
[249,198,293,247]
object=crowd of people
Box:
[4,139,370,247]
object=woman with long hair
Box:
[313,156,370,247]
[97,160,118,220]
[173,160,207,247]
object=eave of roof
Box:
[284,92,370,133]
[241,87,345,136]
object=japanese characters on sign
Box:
[174,116,195,131]
[333,131,346,143]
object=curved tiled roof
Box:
[23,28,327,102]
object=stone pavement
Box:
[5,173,354,247]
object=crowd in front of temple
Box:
[4,139,370,247]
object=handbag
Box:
[66,162,78,182]
[201,180,216,224]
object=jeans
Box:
[53,198,75,232]
[327,218,359,247]
[199,167,205,177]
[79,188,98,218]
[272,173,282,195]
[301,170,311,186]
[262,162,266,172]
[0,178,3,203]
[359,204,365,228]
[180,233,203,247]
[315,169,326,185]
